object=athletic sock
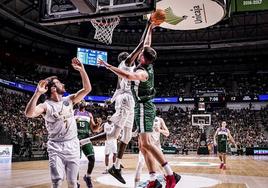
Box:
[149,172,156,181]
[115,158,121,169]
[162,162,173,176]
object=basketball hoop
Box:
[90,16,120,45]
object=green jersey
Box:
[74,109,92,140]
[217,128,228,143]
[131,64,156,103]
[217,127,229,153]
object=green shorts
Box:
[134,101,156,133]
[218,141,227,153]
[81,143,94,157]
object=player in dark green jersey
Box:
[75,101,102,188]
[97,21,180,188]
[214,121,237,170]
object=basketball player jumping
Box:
[214,121,237,170]
[25,57,91,188]
[80,22,152,184]
[96,22,181,188]
[74,100,102,188]
[134,116,170,188]
[103,115,118,174]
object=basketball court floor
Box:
[1,154,267,188]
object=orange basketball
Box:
[151,9,166,26]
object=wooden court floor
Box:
[0,154,268,188]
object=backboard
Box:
[191,114,211,126]
[39,0,156,25]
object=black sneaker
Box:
[174,172,181,183]
[83,175,93,188]
[108,165,126,184]
[77,182,80,188]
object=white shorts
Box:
[105,141,117,155]
[47,138,80,183]
[110,93,134,129]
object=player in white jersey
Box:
[25,57,91,188]
[103,116,117,174]
[134,116,170,188]
[80,24,152,184]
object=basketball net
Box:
[90,16,120,45]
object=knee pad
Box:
[52,179,62,188]
[67,180,77,188]
[107,126,121,140]
[120,127,132,144]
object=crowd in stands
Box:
[0,88,46,158]
[158,106,268,153]
[208,108,268,149]
[0,76,268,159]
[1,61,268,97]
[157,107,200,151]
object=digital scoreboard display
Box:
[77,47,107,66]
[231,0,268,12]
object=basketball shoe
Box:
[147,179,162,188]
[108,165,126,184]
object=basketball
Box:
[151,9,166,26]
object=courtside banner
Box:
[0,145,13,165]
[233,0,268,12]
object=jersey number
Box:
[79,122,86,128]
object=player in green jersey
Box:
[214,121,237,170]
[97,21,180,188]
[75,100,102,188]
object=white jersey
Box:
[43,96,77,142]
[151,117,162,145]
[117,60,135,94]
[104,122,117,145]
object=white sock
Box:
[115,158,121,169]
[163,163,173,176]
[134,180,140,188]
[105,166,108,170]
[149,172,156,181]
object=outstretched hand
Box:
[97,58,110,68]
[72,57,85,72]
[36,80,48,94]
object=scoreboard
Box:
[77,47,107,66]
[231,0,268,12]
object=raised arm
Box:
[124,22,151,66]
[89,113,102,133]
[25,80,47,118]
[144,22,154,47]
[70,57,92,104]
[98,59,148,81]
